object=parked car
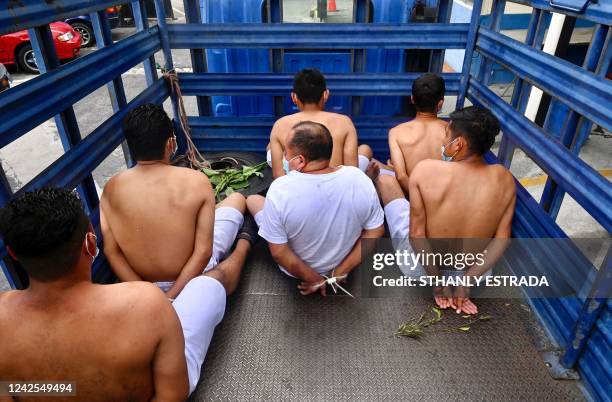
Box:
[0,22,81,74]
[64,6,121,48]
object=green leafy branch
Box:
[395,307,493,338]
[395,307,443,338]
[201,161,267,200]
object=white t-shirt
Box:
[258,166,384,275]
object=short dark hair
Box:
[288,121,333,162]
[449,106,500,156]
[293,68,327,105]
[412,73,445,113]
[0,188,89,281]
[123,103,173,161]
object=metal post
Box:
[456,0,483,108]
[430,0,453,73]
[183,0,211,116]
[351,0,369,117]
[561,247,611,368]
[499,8,547,168]
[132,0,159,86]
[27,25,99,214]
[269,0,284,117]
[476,0,505,85]
[153,0,181,122]
[540,25,610,219]
[90,10,135,168]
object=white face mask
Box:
[285,154,302,172]
[441,138,459,162]
[85,233,99,260]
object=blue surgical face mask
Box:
[441,138,458,162]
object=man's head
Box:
[291,68,330,109]
[442,106,500,160]
[411,73,445,114]
[0,188,95,282]
[284,121,333,172]
[123,103,176,162]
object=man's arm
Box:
[465,187,516,278]
[150,289,189,402]
[270,122,286,179]
[342,118,359,167]
[268,242,324,285]
[334,225,385,278]
[389,129,410,196]
[408,167,440,277]
[100,194,142,282]
[165,178,215,300]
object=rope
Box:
[308,271,355,298]
[162,68,210,169]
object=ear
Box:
[410,95,415,105]
[291,92,299,105]
[6,246,18,261]
[322,89,330,105]
[436,99,444,113]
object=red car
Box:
[0,22,81,74]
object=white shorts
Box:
[155,206,243,292]
[172,276,226,395]
[384,198,425,277]
[358,154,395,176]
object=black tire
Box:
[172,151,272,200]
[70,22,95,47]
[16,44,39,74]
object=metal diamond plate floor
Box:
[189,243,584,401]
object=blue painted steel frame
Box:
[167,23,470,49]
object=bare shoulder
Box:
[410,159,447,183]
[102,281,170,315]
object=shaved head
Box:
[287,121,333,162]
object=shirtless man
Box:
[268,68,360,178]
[0,188,190,401]
[387,73,447,194]
[101,103,254,300]
[251,121,384,295]
[377,107,516,314]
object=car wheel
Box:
[16,45,39,74]
[71,22,95,47]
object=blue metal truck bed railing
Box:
[0,0,610,400]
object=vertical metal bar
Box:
[477,0,505,85]
[456,0,483,109]
[351,0,368,117]
[561,247,611,368]
[153,0,181,123]
[430,0,453,73]
[132,0,158,86]
[499,9,547,168]
[27,26,99,214]
[540,25,610,219]
[270,0,284,117]
[572,27,611,153]
[183,0,210,116]
[90,10,135,168]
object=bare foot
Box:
[455,298,478,315]
[434,286,453,309]
[365,161,380,181]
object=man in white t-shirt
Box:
[248,121,385,295]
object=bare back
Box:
[0,282,184,402]
[269,110,358,176]
[101,164,214,282]
[411,159,516,241]
[389,118,448,178]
